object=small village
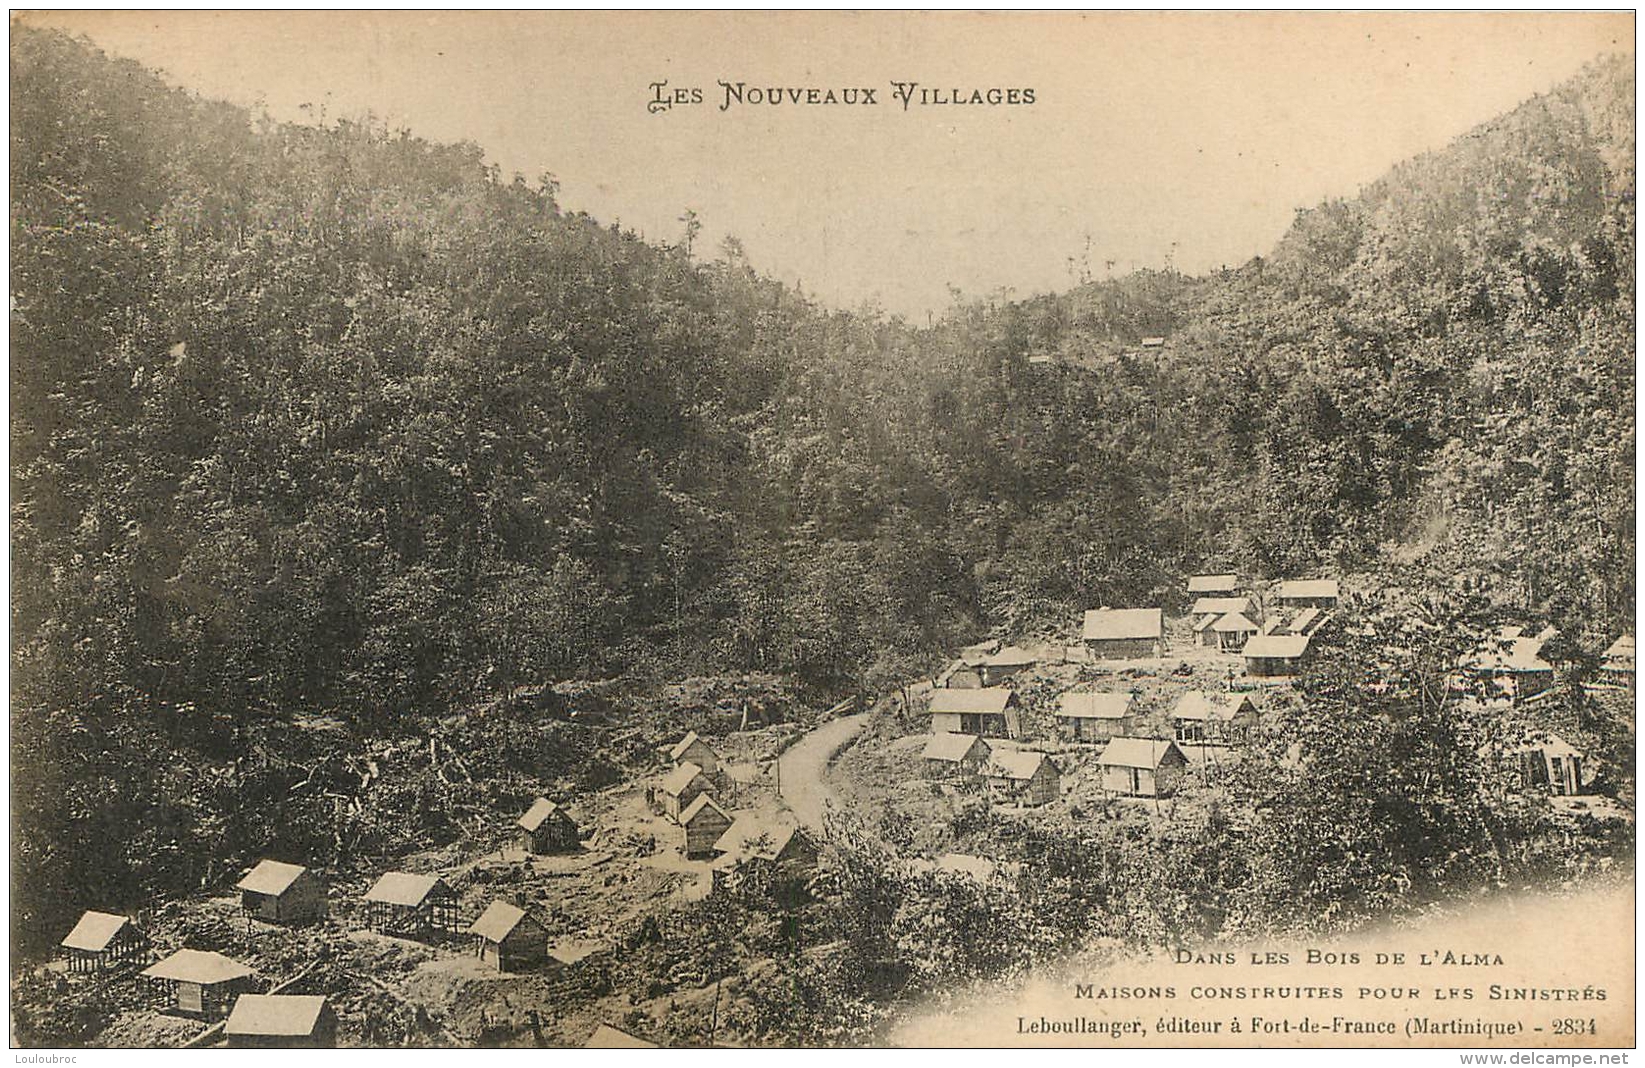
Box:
[829,573,1632,892]
[30,569,1633,1049]
[35,712,827,1049]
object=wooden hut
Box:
[980,645,1037,685]
[141,949,256,1020]
[362,872,459,937]
[1171,692,1259,745]
[59,911,148,974]
[680,794,734,858]
[236,860,327,924]
[468,901,550,972]
[927,688,1021,739]
[1462,626,1556,703]
[1190,596,1256,625]
[224,994,338,1048]
[1082,607,1165,659]
[1515,734,1586,797]
[1187,574,1239,596]
[712,815,820,893]
[1600,634,1635,685]
[1212,611,1260,652]
[517,797,580,854]
[921,732,991,779]
[982,749,1060,807]
[1096,738,1189,798]
[668,731,721,775]
[658,762,713,821]
[1243,633,1311,677]
[1055,691,1138,743]
[1275,578,1339,609]
[586,1024,659,1048]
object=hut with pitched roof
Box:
[1212,611,1260,652]
[1187,574,1239,596]
[1462,626,1556,703]
[1515,733,1586,797]
[980,645,1037,685]
[921,732,991,779]
[237,860,327,924]
[927,688,1021,739]
[224,994,338,1048]
[59,911,148,973]
[668,731,720,775]
[1600,634,1635,686]
[657,762,713,821]
[141,949,256,1020]
[1171,692,1259,745]
[1056,691,1139,743]
[1082,608,1165,659]
[1275,579,1339,609]
[1243,633,1311,677]
[712,814,820,896]
[680,794,735,858]
[1190,596,1257,626]
[1096,738,1190,797]
[982,749,1061,807]
[468,900,550,972]
[362,872,459,937]
[517,797,580,854]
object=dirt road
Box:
[777,712,868,833]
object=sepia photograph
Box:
[7,9,1637,1052]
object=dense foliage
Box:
[9,28,1635,960]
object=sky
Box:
[17,11,1635,320]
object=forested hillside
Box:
[9,28,1635,954]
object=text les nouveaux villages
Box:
[649,79,1036,114]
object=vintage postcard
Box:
[7,10,1636,1053]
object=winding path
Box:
[777,712,868,833]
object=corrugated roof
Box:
[1284,607,1322,634]
[659,761,707,796]
[1191,596,1252,617]
[1173,692,1255,722]
[363,871,446,907]
[986,748,1054,781]
[1604,634,1634,661]
[1527,733,1582,759]
[518,797,570,832]
[61,911,132,952]
[1187,574,1238,593]
[922,732,989,762]
[1082,608,1163,642]
[1244,634,1310,659]
[1278,579,1339,600]
[985,645,1037,668]
[468,900,540,943]
[141,949,255,985]
[1098,737,1186,769]
[713,814,806,862]
[586,1024,658,1049]
[224,995,329,1037]
[669,731,714,763]
[929,688,1014,716]
[1212,612,1259,633]
[1057,692,1135,719]
[680,793,730,826]
[1467,627,1554,673]
[236,859,308,897]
